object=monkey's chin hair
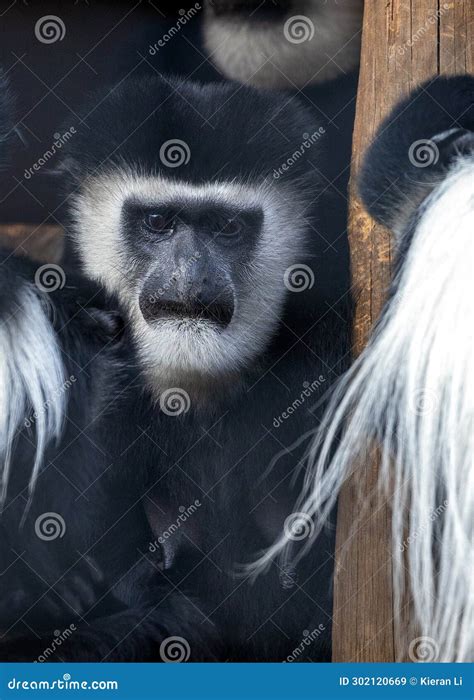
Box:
[131,315,263,404]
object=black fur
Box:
[62,76,315,188]
[359,75,474,231]
[0,69,13,165]
[206,0,290,17]
[0,265,348,662]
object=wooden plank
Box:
[0,224,63,262]
[332,0,473,662]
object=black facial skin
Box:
[122,199,263,327]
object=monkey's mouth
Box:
[139,297,234,328]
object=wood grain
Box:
[332,0,473,662]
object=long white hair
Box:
[249,150,474,662]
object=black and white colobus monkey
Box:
[202,0,363,88]
[49,73,474,663]
[1,71,472,663]
[255,75,474,662]
[0,74,350,661]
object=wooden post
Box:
[332,0,473,662]
[0,224,63,262]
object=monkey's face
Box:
[71,172,307,392]
[63,75,320,394]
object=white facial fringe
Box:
[0,287,65,505]
[249,155,474,662]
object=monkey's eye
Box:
[220,218,242,238]
[144,213,175,234]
